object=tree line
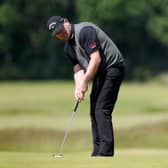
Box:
[0,0,168,80]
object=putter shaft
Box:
[57,99,80,155]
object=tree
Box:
[0,0,76,79]
[76,0,168,80]
[0,0,168,80]
[147,0,168,46]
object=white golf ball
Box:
[52,154,63,158]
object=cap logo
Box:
[48,22,56,31]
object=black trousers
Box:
[90,66,124,156]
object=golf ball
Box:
[52,154,63,158]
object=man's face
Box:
[55,19,71,41]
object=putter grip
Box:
[73,99,80,112]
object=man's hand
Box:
[74,64,85,101]
[73,50,101,102]
[74,78,88,101]
[76,79,88,101]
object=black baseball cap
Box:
[47,16,64,36]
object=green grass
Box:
[0,120,168,152]
[117,82,168,115]
[0,150,168,168]
[0,81,168,167]
[0,81,168,116]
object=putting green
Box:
[0,150,168,168]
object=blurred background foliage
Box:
[0,0,168,80]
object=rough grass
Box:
[0,81,168,153]
[0,120,168,152]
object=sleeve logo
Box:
[89,42,97,49]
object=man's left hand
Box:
[78,80,88,101]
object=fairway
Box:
[1,150,168,168]
[0,81,168,167]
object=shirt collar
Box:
[68,24,75,44]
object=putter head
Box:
[52,153,64,158]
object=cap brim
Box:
[52,24,64,37]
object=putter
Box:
[52,98,80,158]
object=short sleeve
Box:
[79,26,100,56]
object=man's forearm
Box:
[73,51,101,101]
[73,64,85,86]
[83,50,101,83]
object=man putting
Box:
[47,16,125,157]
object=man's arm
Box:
[75,26,101,101]
[77,50,101,101]
[73,64,85,100]
[83,50,101,83]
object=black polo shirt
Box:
[65,25,100,67]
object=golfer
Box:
[47,16,125,157]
